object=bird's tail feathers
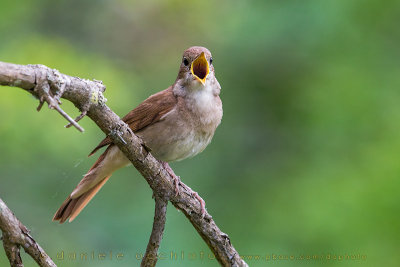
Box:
[52,175,111,223]
[53,146,114,223]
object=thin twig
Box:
[65,110,87,128]
[33,67,85,132]
[54,105,84,132]
[141,197,168,267]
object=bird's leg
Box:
[161,161,181,196]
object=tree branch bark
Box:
[0,61,248,267]
[0,198,56,267]
[141,197,168,267]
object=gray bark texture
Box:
[0,198,57,267]
[0,61,248,267]
[141,197,168,267]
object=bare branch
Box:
[0,61,248,267]
[33,65,84,132]
[2,238,23,267]
[54,104,85,132]
[65,110,87,128]
[0,198,56,267]
[141,197,168,267]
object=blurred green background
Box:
[1,0,399,266]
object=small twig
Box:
[65,110,87,128]
[141,197,168,267]
[0,198,56,267]
[36,98,44,112]
[34,67,85,132]
[53,105,84,132]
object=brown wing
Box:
[89,87,177,156]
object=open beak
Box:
[191,52,209,85]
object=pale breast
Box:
[137,89,222,162]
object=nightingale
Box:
[53,46,222,223]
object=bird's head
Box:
[176,46,215,89]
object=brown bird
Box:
[53,46,222,223]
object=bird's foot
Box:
[161,161,181,196]
[160,161,206,217]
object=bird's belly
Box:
[161,132,212,162]
[137,123,213,162]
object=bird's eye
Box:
[183,58,189,66]
[210,57,213,65]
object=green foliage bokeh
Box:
[0,0,399,266]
